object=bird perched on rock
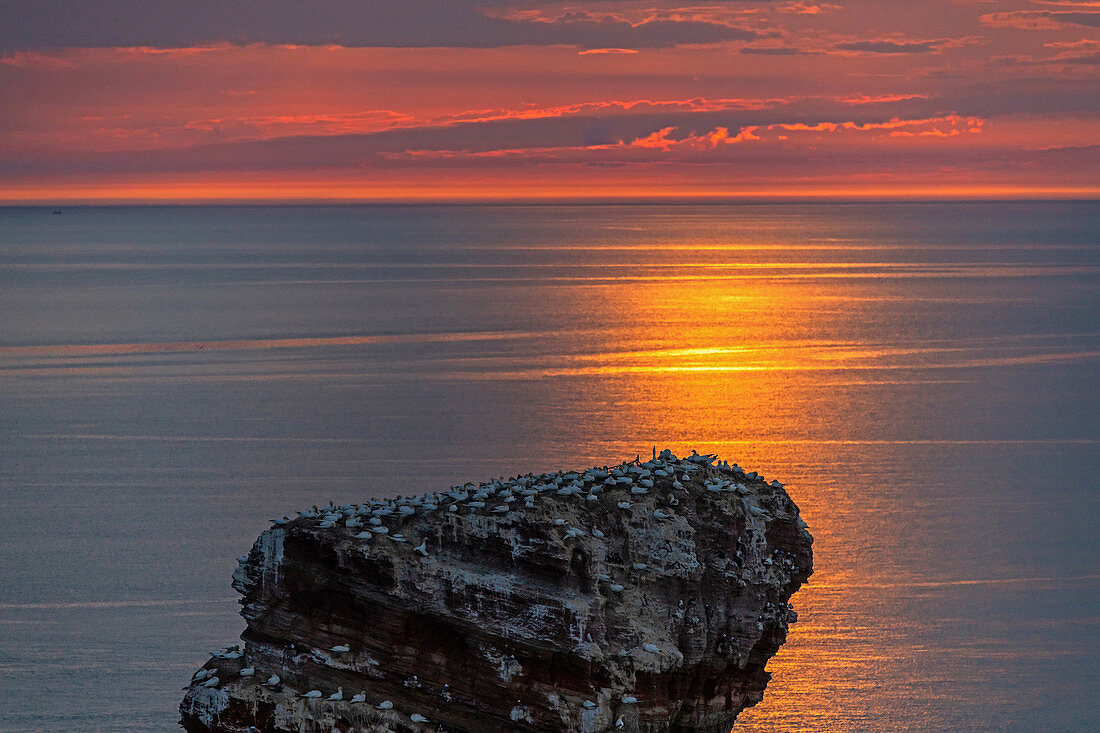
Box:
[328,687,343,701]
[301,690,322,699]
[377,700,393,709]
[410,713,429,722]
[350,691,366,703]
[330,644,350,653]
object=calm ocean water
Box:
[0,203,1097,732]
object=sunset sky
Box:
[3,0,1099,201]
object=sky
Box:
[1,0,1099,201]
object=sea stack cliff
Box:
[180,450,813,732]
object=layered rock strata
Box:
[180,449,812,732]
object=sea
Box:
[0,202,1097,732]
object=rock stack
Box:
[180,449,813,732]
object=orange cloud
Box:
[577,48,640,54]
[617,125,761,150]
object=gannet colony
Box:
[180,449,813,732]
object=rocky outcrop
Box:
[180,450,812,732]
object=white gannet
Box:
[653,509,671,520]
[643,643,659,653]
[239,666,254,677]
[411,713,430,722]
[639,478,654,488]
[617,501,631,509]
[377,700,393,709]
[630,486,648,495]
[350,691,367,703]
[391,533,407,543]
[592,528,605,538]
[414,541,428,557]
[492,505,509,514]
[586,493,598,502]
[553,518,566,526]
[632,562,647,570]
[354,531,373,539]
[264,674,280,686]
[330,644,351,653]
[328,687,344,701]
[583,700,597,709]
[302,689,323,698]
[609,583,625,592]
[192,668,212,681]
[622,695,639,704]
[202,676,220,688]
[616,715,625,728]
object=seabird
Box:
[264,674,280,686]
[616,715,625,728]
[609,584,625,592]
[302,689,322,698]
[643,643,660,653]
[583,700,597,709]
[202,676,220,688]
[328,687,344,701]
[377,700,393,709]
[622,695,639,704]
[617,501,631,509]
[350,691,367,703]
[653,509,671,520]
[592,529,605,538]
[193,668,212,681]
[331,644,351,653]
[239,666,254,677]
[411,713,430,723]
[414,541,428,557]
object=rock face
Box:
[180,450,812,733]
